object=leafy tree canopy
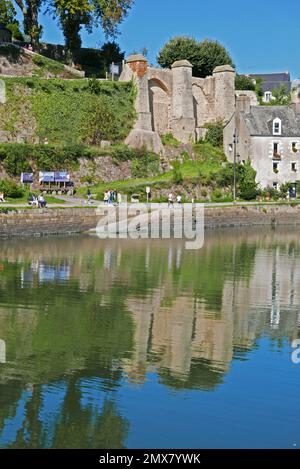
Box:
[0,0,23,39]
[157,36,234,78]
[235,75,255,91]
[0,0,16,25]
[267,84,291,106]
[52,0,134,62]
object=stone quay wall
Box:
[0,208,100,238]
[203,204,300,229]
[1,205,300,238]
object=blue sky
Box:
[15,0,300,78]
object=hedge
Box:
[0,143,156,176]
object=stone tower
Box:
[121,54,164,154]
[213,65,236,122]
[171,60,196,143]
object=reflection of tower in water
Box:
[270,248,280,329]
[0,339,6,364]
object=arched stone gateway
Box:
[120,55,236,152]
[149,78,171,135]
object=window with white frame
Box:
[291,162,297,172]
[273,182,279,190]
[273,142,280,157]
[292,142,298,153]
[273,118,282,135]
[273,162,279,172]
[264,91,272,103]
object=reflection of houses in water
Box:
[124,243,300,388]
[20,261,70,287]
[0,339,5,364]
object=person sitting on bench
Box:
[0,192,5,203]
[38,194,47,208]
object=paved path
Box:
[1,198,298,209]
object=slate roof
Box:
[241,106,300,137]
[248,72,291,93]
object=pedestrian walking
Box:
[87,188,92,205]
[168,193,174,208]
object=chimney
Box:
[236,94,251,114]
[291,85,300,114]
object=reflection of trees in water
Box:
[0,231,300,446]
[0,377,128,449]
[52,375,128,449]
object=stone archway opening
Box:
[148,78,171,135]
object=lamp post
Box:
[233,130,238,203]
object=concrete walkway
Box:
[1,198,298,209]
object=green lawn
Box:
[3,195,66,205]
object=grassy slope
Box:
[0,44,79,78]
[0,77,136,146]
[77,143,227,199]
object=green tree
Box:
[100,41,124,72]
[0,0,23,39]
[235,75,255,91]
[254,78,263,99]
[157,36,201,72]
[204,120,224,147]
[52,0,134,65]
[197,39,234,78]
[157,36,234,78]
[14,0,43,48]
[268,84,291,105]
[0,0,16,24]
[237,162,258,200]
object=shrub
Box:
[161,133,180,147]
[204,121,224,147]
[279,183,291,199]
[172,160,183,184]
[0,143,32,175]
[216,163,234,187]
[211,188,223,201]
[260,186,280,200]
[0,44,22,61]
[237,162,258,200]
[235,75,255,91]
[131,152,160,178]
[0,179,24,198]
[0,143,87,175]
[112,144,137,162]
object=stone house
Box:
[248,72,291,103]
[225,92,300,191]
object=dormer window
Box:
[273,118,282,135]
[264,91,272,103]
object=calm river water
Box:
[0,227,299,449]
